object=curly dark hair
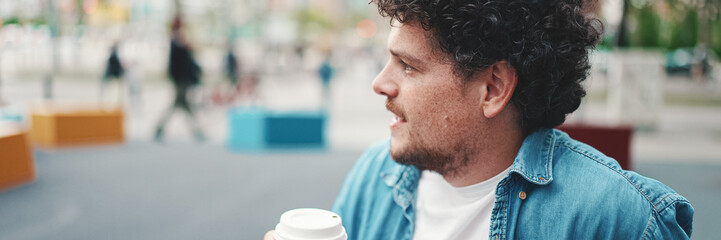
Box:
[373,0,602,135]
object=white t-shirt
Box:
[413,167,511,240]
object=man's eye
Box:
[400,60,413,72]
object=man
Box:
[99,42,125,103]
[154,14,205,142]
[266,0,693,239]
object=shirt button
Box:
[519,191,527,200]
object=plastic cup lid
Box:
[274,208,347,240]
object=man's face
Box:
[372,22,486,176]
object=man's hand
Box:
[263,230,275,240]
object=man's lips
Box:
[390,115,406,128]
[390,114,406,124]
[385,100,407,123]
[386,101,407,128]
[386,99,406,128]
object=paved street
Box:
[0,141,717,240]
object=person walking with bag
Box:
[154,15,205,142]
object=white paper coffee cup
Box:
[273,208,347,240]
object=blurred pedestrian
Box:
[318,53,335,108]
[154,15,205,142]
[125,60,144,114]
[294,43,306,71]
[225,41,240,86]
[692,45,712,81]
[100,41,125,103]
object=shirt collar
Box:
[380,128,557,189]
[381,162,420,209]
[381,163,408,187]
[509,128,556,185]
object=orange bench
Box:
[0,126,35,192]
[31,104,124,147]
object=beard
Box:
[386,99,471,177]
[390,124,471,178]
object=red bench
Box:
[557,124,633,170]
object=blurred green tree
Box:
[632,4,661,47]
[616,0,719,53]
[669,9,699,50]
[295,8,334,35]
[712,18,721,56]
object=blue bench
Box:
[227,107,327,151]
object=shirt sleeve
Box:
[331,141,389,239]
[642,194,694,239]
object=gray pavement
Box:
[634,162,721,240]
[0,141,718,239]
[0,142,359,240]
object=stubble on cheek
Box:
[390,109,472,177]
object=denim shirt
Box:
[331,128,693,239]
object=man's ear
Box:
[480,61,517,118]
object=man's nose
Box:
[372,64,399,98]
